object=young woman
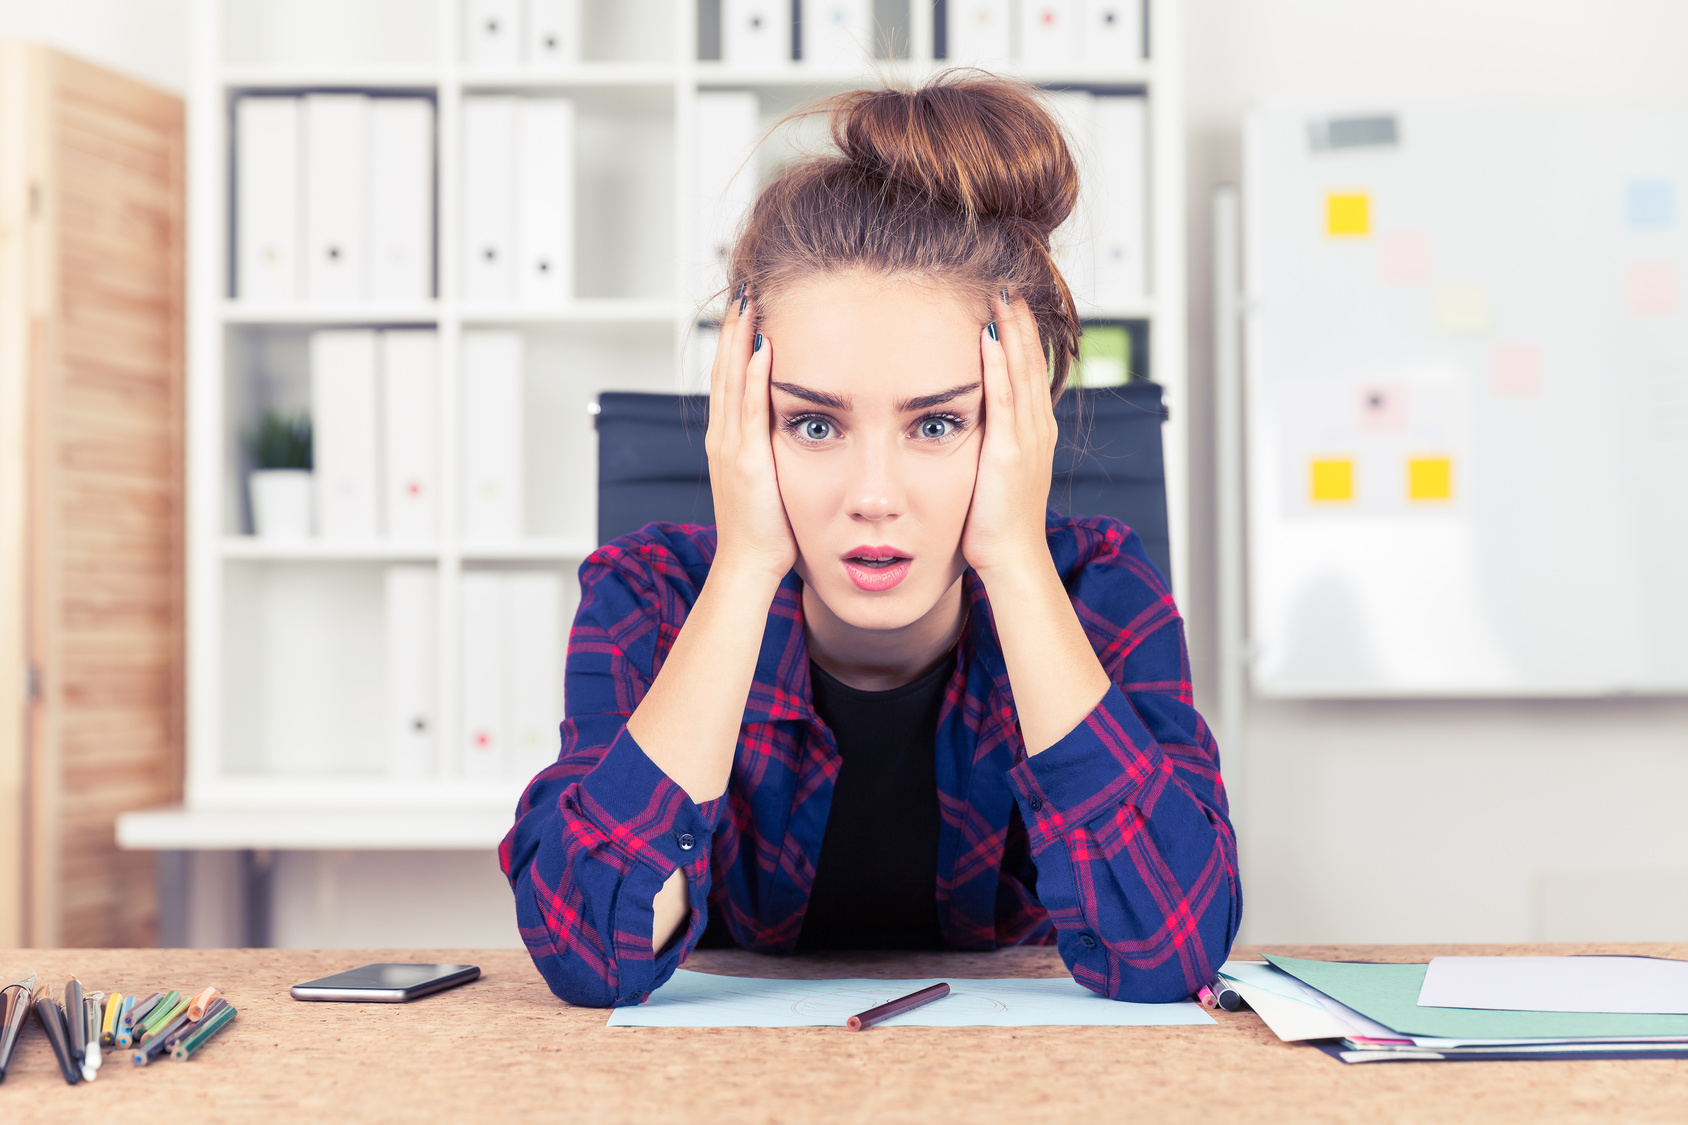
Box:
[501,74,1240,1007]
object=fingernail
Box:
[733,282,745,302]
[739,293,749,315]
[753,333,764,353]
[987,322,998,341]
[1000,289,1011,305]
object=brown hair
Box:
[727,70,1083,398]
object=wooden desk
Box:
[2,943,1685,1123]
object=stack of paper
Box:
[1220,956,1688,1064]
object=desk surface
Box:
[2,943,1685,1124]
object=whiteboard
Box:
[1244,106,1688,697]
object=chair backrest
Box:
[594,382,1171,586]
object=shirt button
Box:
[675,832,696,851]
[1029,796,1044,811]
[1078,932,1098,950]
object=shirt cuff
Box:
[1006,683,1166,854]
[569,725,716,878]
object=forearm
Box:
[976,555,1112,755]
[625,563,782,802]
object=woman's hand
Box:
[961,291,1059,580]
[705,289,797,583]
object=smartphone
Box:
[289,963,480,1003]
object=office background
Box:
[1,0,1685,949]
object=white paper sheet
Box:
[607,970,1214,1028]
[1217,961,1398,1042]
[1418,956,1688,1015]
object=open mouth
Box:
[842,547,912,592]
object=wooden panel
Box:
[15,45,185,948]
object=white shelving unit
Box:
[121,0,1186,855]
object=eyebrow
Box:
[770,381,982,413]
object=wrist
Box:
[972,545,1058,594]
[704,551,790,599]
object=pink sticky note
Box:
[1627,262,1679,315]
[1358,384,1407,431]
[1379,233,1431,284]
[1491,345,1542,397]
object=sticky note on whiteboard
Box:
[1626,262,1678,315]
[1408,456,1453,501]
[1325,193,1370,237]
[1358,384,1407,430]
[1492,344,1542,396]
[1626,179,1676,229]
[1435,286,1490,335]
[1310,459,1354,502]
[1379,233,1431,283]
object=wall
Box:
[1182,0,1688,943]
[0,0,188,93]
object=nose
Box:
[846,430,906,524]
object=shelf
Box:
[1079,300,1157,320]
[457,299,679,326]
[222,66,441,91]
[222,301,441,326]
[461,538,598,561]
[221,538,442,562]
[693,62,1154,91]
[117,807,514,850]
[458,62,677,90]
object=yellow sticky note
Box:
[1435,286,1490,336]
[1326,193,1371,237]
[1310,458,1354,502]
[1408,456,1453,501]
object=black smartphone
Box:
[289,963,480,1003]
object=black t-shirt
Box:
[793,649,956,951]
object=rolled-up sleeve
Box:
[499,545,718,1007]
[1006,524,1241,1003]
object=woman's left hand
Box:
[960,290,1059,580]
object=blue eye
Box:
[918,418,951,439]
[802,418,832,441]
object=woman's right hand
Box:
[705,289,797,583]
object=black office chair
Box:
[594,382,1172,587]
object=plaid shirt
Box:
[500,513,1241,1008]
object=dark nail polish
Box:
[733,282,746,302]
[753,333,763,353]
[739,293,749,315]
[987,322,998,341]
[1000,289,1011,305]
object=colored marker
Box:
[187,986,220,1021]
[172,1004,237,1062]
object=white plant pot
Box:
[250,469,314,540]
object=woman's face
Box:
[761,272,984,632]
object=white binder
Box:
[303,94,370,303]
[504,571,561,780]
[693,92,761,304]
[465,0,522,66]
[804,0,874,68]
[516,97,576,306]
[384,566,438,778]
[527,0,581,68]
[1079,0,1142,65]
[1019,0,1080,67]
[462,96,518,304]
[370,98,435,303]
[460,571,506,779]
[381,329,439,541]
[310,330,381,540]
[1091,95,1147,308]
[461,330,525,541]
[1045,91,1097,308]
[235,96,301,303]
[722,0,791,68]
[946,0,1011,64]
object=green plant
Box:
[243,410,313,470]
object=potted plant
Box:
[244,411,313,539]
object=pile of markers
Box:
[0,974,238,1085]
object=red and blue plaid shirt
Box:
[500,512,1241,1007]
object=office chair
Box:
[594,382,1172,587]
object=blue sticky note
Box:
[1626,178,1676,229]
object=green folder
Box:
[1265,956,1688,1040]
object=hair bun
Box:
[829,74,1079,237]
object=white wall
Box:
[0,0,189,92]
[1183,0,1688,943]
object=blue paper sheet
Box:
[605,970,1215,1028]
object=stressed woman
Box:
[500,74,1241,1006]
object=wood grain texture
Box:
[4,44,184,948]
[0,944,1685,1124]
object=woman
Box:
[501,73,1240,1007]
